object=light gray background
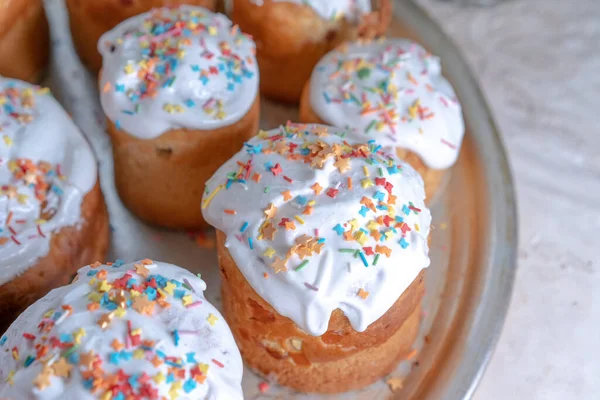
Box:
[415,0,600,399]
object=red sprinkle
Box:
[212,359,224,368]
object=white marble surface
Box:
[414,0,600,398]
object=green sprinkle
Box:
[295,260,309,271]
[373,254,380,266]
[63,344,80,358]
[378,167,384,176]
[338,248,355,253]
[264,187,270,193]
[357,67,371,79]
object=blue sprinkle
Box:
[200,75,209,85]
[109,352,120,365]
[128,374,139,390]
[156,350,166,359]
[191,65,200,72]
[333,224,345,236]
[174,289,186,299]
[115,84,125,92]
[186,352,196,364]
[185,99,196,108]
[248,237,254,250]
[240,222,249,233]
[24,355,35,367]
[68,352,80,365]
[402,205,410,215]
[105,302,118,311]
[359,252,369,267]
[113,393,125,400]
[395,216,404,223]
[376,204,388,211]
[113,259,125,267]
[144,287,157,301]
[83,378,94,389]
[295,196,308,205]
[173,330,180,346]
[399,237,409,249]
[373,191,385,201]
[358,206,369,217]
[120,351,132,361]
[87,270,98,276]
[387,165,400,175]
[166,373,176,384]
[317,238,326,244]
[115,120,121,130]
[184,378,197,393]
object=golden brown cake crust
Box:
[0,181,110,334]
[0,0,49,82]
[65,0,218,74]
[106,96,260,230]
[231,0,390,103]
[299,82,445,201]
[216,231,424,393]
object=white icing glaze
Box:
[257,0,372,22]
[309,39,465,170]
[0,260,243,400]
[202,123,431,336]
[99,6,259,139]
[0,77,97,286]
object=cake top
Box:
[202,123,431,336]
[0,77,97,285]
[309,38,465,169]
[0,260,244,400]
[99,6,259,139]
[267,0,372,21]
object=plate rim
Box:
[393,1,519,399]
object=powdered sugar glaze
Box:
[0,260,243,400]
[0,77,96,285]
[99,6,259,139]
[309,39,465,169]
[269,0,371,21]
[202,124,431,336]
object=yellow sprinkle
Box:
[37,87,50,95]
[182,295,193,306]
[415,223,420,232]
[294,216,305,225]
[3,135,12,146]
[208,26,218,36]
[123,63,134,75]
[17,194,28,204]
[258,129,269,138]
[308,200,316,206]
[361,179,374,188]
[367,220,379,230]
[101,391,112,400]
[207,313,219,326]
[354,231,368,246]
[199,363,210,374]
[363,166,370,177]
[349,219,359,231]
[133,348,145,359]
[154,372,165,384]
[88,292,102,303]
[131,328,142,336]
[129,289,141,298]
[202,184,224,209]
[97,280,112,293]
[114,307,127,318]
[73,328,86,344]
[164,281,176,295]
[5,370,14,385]
[263,247,276,258]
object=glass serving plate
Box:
[45,0,517,398]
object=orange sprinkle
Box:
[282,190,292,201]
[6,211,12,225]
[87,303,100,311]
[252,173,262,183]
[263,272,269,279]
[347,177,353,189]
[224,209,237,215]
[358,288,369,299]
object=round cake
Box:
[65,0,218,74]
[202,123,431,393]
[0,259,244,399]
[0,77,109,333]
[0,0,49,82]
[98,5,260,229]
[300,38,465,199]
[229,0,391,103]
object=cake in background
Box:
[229,0,391,103]
[0,0,49,82]
[300,38,465,199]
[65,0,218,73]
[98,6,259,229]
[0,77,109,333]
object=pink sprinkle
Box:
[185,301,203,308]
[440,139,457,149]
[37,225,45,238]
[178,330,202,334]
[304,282,319,291]
[258,382,270,393]
[440,96,449,107]
[235,234,243,242]
[183,278,196,293]
[314,229,319,237]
